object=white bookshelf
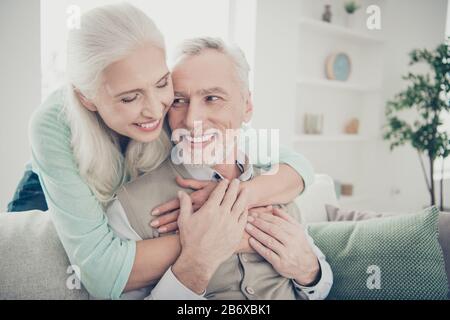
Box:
[298,17,385,44]
[339,195,372,206]
[294,1,386,209]
[294,134,372,142]
[296,78,380,93]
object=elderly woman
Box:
[11,3,315,299]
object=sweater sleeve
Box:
[244,124,315,192]
[278,145,316,191]
[29,90,136,299]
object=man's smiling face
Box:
[168,48,253,165]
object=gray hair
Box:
[175,37,250,94]
[64,3,172,205]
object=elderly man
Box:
[106,37,333,300]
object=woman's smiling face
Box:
[79,44,174,143]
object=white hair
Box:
[64,2,172,205]
[175,37,250,94]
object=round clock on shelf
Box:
[325,52,351,81]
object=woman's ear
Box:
[243,91,253,123]
[75,89,97,112]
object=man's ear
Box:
[75,89,97,112]
[243,91,253,123]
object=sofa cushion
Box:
[325,204,384,221]
[0,211,89,299]
[295,174,338,223]
[308,206,449,300]
[325,204,450,296]
[439,213,450,297]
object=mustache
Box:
[171,127,221,142]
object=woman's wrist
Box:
[239,181,258,208]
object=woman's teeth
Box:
[185,134,215,143]
[137,120,159,128]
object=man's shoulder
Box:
[274,202,303,223]
[119,158,177,194]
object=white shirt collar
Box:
[171,147,253,182]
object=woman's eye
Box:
[156,78,169,88]
[121,93,139,104]
[205,96,220,102]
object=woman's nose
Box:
[141,94,164,119]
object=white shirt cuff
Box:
[145,267,206,300]
[292,257,333,300]
[292,229,334,300]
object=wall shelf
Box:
[299,17,385,44]
[339,195,372,206]
[297,78,380,92]
[294,134,371,142]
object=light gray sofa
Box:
[1,174,448,299]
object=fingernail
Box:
[158,227,167,233]
[151,209,159,216]
[150,219,159,227]
[246,223,253,230]
[247,216,254,222]
[250,212,257,217]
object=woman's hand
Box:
[149,176,218,233]
[245,208,320,286]
[172,179,249,294]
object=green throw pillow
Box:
[308,206,448,300]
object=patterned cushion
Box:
[308,206,448,299]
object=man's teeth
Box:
[137,120,159,128]
[185,134,215,143]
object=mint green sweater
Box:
[29,89,315,299]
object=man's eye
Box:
[121,93,139,104]
[156,78,169,88]
[205,96,220,102]
[172,98,188,106]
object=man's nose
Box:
[184,100,205,129]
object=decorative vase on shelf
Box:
[304,113,324,134]
[322,4,332,23]
[341,183,354,196]
[344,118,360,134]
[343,0,360,28]
[325,52,351,81]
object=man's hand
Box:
[172,179,249,294]
[246,208,320,286]
[236,206,273,253]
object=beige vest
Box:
[117,158,307,300]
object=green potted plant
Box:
[383,41,450,211]
[344,0,360,28]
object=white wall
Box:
[0,0,41,210]
[376,0,448,212]
[252,0,448,213]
